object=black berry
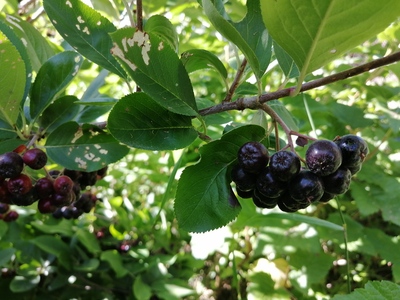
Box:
[0,152,24,178]
[289,170,324,204]
[306,140,342,176]
[269,150,301,182]
[335,134,368,167]
[230,164,257,191]
[252,189,278,209]
[322,168,352,195]
[256,167,285,198]
[237,142,269,174]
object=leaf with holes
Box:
[174,125,268,233]
[108,93,198,150]
[144,15,179,52]
[261,0,400,79]
[30,51,83,121]
[43,0,126,78]
[110,28,198,117]
[45,121,130,171]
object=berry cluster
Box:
[0,145,106,221]
[231,135,368,212]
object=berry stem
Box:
[335,197,352,294]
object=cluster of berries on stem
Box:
[0,144,107,221]
[231,134,368,212]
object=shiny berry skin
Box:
[53,176,74,195]
[235,186,253,199]
[7,174,32,196]
[289,170,324,204]
[3,210,19,222]
[252,189,277,209]
[306,140,342,176]
[269,151,301,182]
[63,169,81,181]
[322,168,352,194]
[22,148,47,170]
[347,163,362,175]
[37,198,55,214]
[335,135,369,167]
[0,152,24,178]
[35,177,55,200]
[256,167,285,198]
[0,181,12,204]
[230,164,257,191]
[237,142,269,174]
[51,191,75,207]
[276,191,302,212]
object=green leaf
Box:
[31,219,74,236]
[3,14,55,71]
[202,0,271,79]
[175,125,268,233]
[31,235,70,256]
[100,250,129,278]
[0,16,32,109]
[74,258,100,272]
[0,38,25,126]
[273,40,299,79]
[39,95,80,132]
[30,51,83,121]
[110,28,198,116]
[261,0,400,80]
[181,49,228,79]
[43,0,126,78]
[10,275,40,293]
[75,228,101,255]
[0,248,16,266]
[133,276,153,300]
[45,121,130,171]
[0,139,25,153]
[331,280,400,300]
[108,93,198,150]
[268,100,299,132]
[145,15,179,52]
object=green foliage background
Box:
[0,0,399,299]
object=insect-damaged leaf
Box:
[110,28,198,117]
[45,121,129,171]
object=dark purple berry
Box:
[0,152,24,178]
[289,170,324,204]
[252,189,278,209]
[306,140,342,176]
[3,210,19,222]
[319,192,336,203]
[22,148,47,170]
[237,142,269,174]
[230,164,257,191]
[62,169,82,181]
[79,171,97,188]
[335,134,368,167]
[35,177,55,200]
[256,167,285,198]
[347,163,362,175]
[37,198,55,214]
[7,174,32,196]
[322,168,352,194]
[53,175,74,195]
[235,186,254,199]
[0,203,9,214]
[269,151,301,182]
[10,189,38,206]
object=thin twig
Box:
[223,59,247,102]
[199,51,400,116]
